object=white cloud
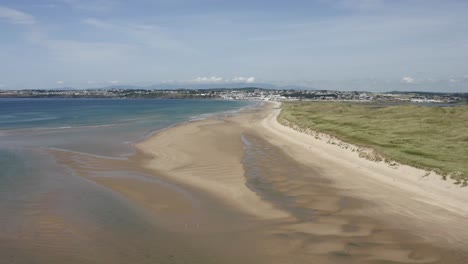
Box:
[83,18,165,32]
[191,76,257,83]
[60,0,116,12]
[401,76,415,84]
[323,0,384,10]
[232,77,256,83]
[449,78,459,83]
[82,18,191,52]
[27,29,137,63]
[109,80,119,84]
[56,80,64,85]
[82,18,112,29]
[0,6,36,24]
[193,76,224,83]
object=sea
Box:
[0,98,252,263]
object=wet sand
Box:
[8,102,468,263]
[261,102,468,249]
[134,102,468,263]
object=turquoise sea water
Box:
[0,98,250,155]
[0,98,252,263]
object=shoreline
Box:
[260,102,468,247]
[135,111,290,220]
[266,102,468,201]
[135,100,260,146]
[263,102,468,214]
[134,101,468,261]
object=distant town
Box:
[1,88,467,103]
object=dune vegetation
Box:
[278,102,468,185]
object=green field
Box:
[278,102,468,185]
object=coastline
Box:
[134,101,468,261]
[260,102,468,247]
[135,108,290,220]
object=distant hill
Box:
[48,87,77,90]
[145,82,281,90]
[13,83,315,91]
[98,84,145,90]
[81,82,309,90]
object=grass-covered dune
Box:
[278,102,468,184]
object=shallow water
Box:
[0,98,254,263]
[0,98,250,156]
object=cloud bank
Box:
[401,76,416,84]
[0,5,36,24]
[191,76,256,83]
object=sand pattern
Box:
[135,103,468,263]
[6,102,468,263]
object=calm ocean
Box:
[0,98,252,263]
[0,98,251,155]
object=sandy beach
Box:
[132,102,468,263]
[6,101,467,264]
[261,103,468,245]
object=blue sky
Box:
[1,0,468,91]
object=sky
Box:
[1,0,468,92]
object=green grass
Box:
[278,102,468,185]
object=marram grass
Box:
[278,102,468,185]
